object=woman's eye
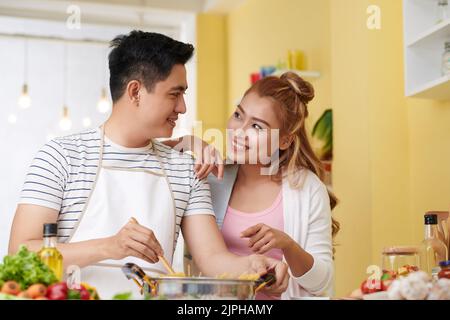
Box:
[233,112,241,119]
[252,124,263,130]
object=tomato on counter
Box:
[438,260,450,279]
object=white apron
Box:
[68,126,176,299]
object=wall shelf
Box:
[409,74,450,100]
[407,19,450,48]
[403,0,450,100]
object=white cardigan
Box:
[208,165,334,299]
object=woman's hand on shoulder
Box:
[167,135,224,180]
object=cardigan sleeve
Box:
[291,183,334,296]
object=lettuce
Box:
[0,245,58,290]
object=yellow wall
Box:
[196,14,228,132]
[329,0,373,296]
[408,99,450,244]
[197,0,450,297]
[330,0,412,295]
[227,0,332,126]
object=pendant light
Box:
[97,87,110,113]
[59,44,72,131]
[82,116,92,128]
[18,40,31,109]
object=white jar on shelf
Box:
[437,0,449,24]
[443,41,450,76]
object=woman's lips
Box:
[231,139,249,151]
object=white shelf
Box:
[407,19,450,47]
[408,75,450,100]
[272,69,321,79]
[403,0,450,100]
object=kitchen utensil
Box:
[121,262,276,300]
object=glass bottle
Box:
[419,214,449,278]
[443,42,450,76]
[437,0,449,24]
[38,223,63,281]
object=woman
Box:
[168,72,339,299]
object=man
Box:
[8,31,288,299]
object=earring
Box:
[135,95,140,107]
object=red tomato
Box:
[79,285,91,300]
[46,282,68,300]
[360,279,383,294]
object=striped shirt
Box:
[19,128,215,247]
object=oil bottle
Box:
[38,223,63,281]
[419,214,448,279]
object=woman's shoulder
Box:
[286,168,327,192]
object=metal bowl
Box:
[122,263,274,300]
[143,277,256,300]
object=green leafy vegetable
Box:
[0,293,26,300]
[0,245,58,290]
[67,289,81,300]
[112,292,133,300]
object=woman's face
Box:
[226,91,284,165]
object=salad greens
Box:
[112,292,133,300]
[0,245,57,290]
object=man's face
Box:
[137,64,187,138]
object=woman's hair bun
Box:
[280,72,315,104]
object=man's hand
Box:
[241,223,294,254]
[105,219,164,264]
[246,254,289,296]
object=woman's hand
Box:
[163,135,224,180]
[193,138,224,180]
[241,223,294,254]
[246,254,289,296]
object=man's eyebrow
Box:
[170,85,188,92]
[237,105,271,127]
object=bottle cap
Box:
[43,223,57,237]
[439,260,450,268]
[424,214,438,225]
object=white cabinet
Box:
[403,0,450,100]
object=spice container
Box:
[382,246,420,276]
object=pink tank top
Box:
[221,191,284,300]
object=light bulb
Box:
[59,106,72,131]
[8,114,17,124]
[82,117,92,128]
[97,88,111,113]
[18,84,31,109]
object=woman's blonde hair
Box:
[244,72,340,244]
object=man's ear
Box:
[280,135,294,151]
[126,80,141,106]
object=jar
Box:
[382,246,420,277]
[443,42,450,76]
[438,260,450,279]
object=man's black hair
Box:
[108,30,194,102]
